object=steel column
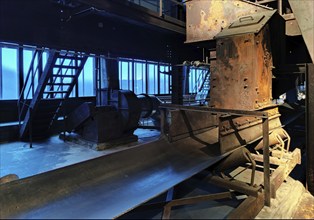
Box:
[18,46,24,96]
[106,57,120,90]
[306,63,314,195]
[0,47,2,99]
[277,0,282,15]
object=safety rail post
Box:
[262,113,270,206]
[29,107,33,148]
[159,0,163,17]
[160,108,166,136]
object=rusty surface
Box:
[209,26,273,110]
[167,109,217,142]
[185,0,272,43]
[227,192,264,219]
[219,107,281,154]
[293,192,314,219]
[254,127,289,151]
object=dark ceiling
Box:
[0,0,204,63]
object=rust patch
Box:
[209,27,273,110]
[186,0,271,43]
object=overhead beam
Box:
[77,0,186,35]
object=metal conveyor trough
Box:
[0,128,229,219]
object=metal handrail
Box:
[197,69,210,93]
[18,48,44,127]
[191,68,209,94]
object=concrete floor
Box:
[0,128,160,179]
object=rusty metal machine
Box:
[64,89,161,144]
[159,0,307,211]
[168,1,284,155]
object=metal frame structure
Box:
[159,104,271,206]
[157,103,302,218]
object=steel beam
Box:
[160,104,271,118]
[77,0,186,35]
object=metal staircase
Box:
[18,49,88,140]
[194,69,210,104]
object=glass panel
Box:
[147,63,157,94]
[1,48,18,99]
[128,62,133,91]
[23,49,33,99]
[77,57,94,97]
[119,61,130,90]
[134,62,145,94]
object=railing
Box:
[128,0,186,21]
[18,48,45,129]
[187,67,210,105]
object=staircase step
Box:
[54,65,79,69]
[57,55,85,60]
[46,83,72,86]
[43,91,68,94]
[52,74,76,77]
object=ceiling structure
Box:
[0,0,203,62]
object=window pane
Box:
[23,49,33,99]
[78,57,94,97]
[119,61,131,90]
[1,48,18,99]
[134,62,145,94]
[147,63,157,94]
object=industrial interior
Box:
[0,0,313,218]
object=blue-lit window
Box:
[134,61,146,94]
[0,42,95,100]
[1,47,18,100]
[147,62,158,94]
[119,58,171,95]
[159,64,171,94]
[78,57,95,97]
[23,49,48,99]
[189,67,208,94]
[119,59,133,91]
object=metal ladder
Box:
[18,49,88,140]
[194,69,210,105]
